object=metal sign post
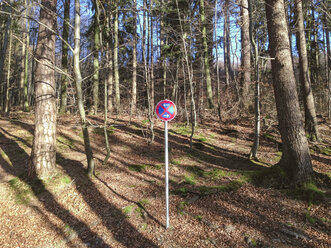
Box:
[164,120,169,229]
[155,99,177,229]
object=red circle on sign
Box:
[155,100,177,121]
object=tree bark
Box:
[30,0,57,178]
[131,0,137,114]
[200,0,214,109]
[294,0,319,141]
[105,6,113,114]
[0,0,14,94]
[91,0,100,115]
[265,0,313,182]
[240,0,251,106]
[223,0,232,88]
[114,4,120,112]
[323,0,330,119]
[19,0,27,108]
[59,0,70,114]
[74,0,95,177]
[215,0,221,121]
[150,0,154,109]
[5,26,12,113]
[24,1,30,112]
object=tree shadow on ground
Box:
[1,121,158,248]
[0,128,109,247]
[188,187,330,247]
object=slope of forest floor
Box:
[0,112,330,248]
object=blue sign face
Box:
[155,100,177,121]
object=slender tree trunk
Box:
[324,0,330,118]
[200,0,214,109]
[0,0,13,91]
[106,7,113,114]
[19,0,27,108]
[74,0,95,177]
[131,0,137,115]
[240,0,251,107]
[91,1,100,115]
[150,0,154,109]
[266,0,313,182]
[224,0,232,87]
[59,0,70,114]
[176,0,196,147]
[294,0,319,141]
[30,0,58,178]
[5,26,12,113]
[24,4,30,112]
[248,0,260,160]
[215,0,222,121]
[160,0,167,98]
[114,4,120,112]
[142,0,154,144]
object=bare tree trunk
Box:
[114,4,120,112]
[224,0,232,87]
[294,0,319,141]
[150,0,155,109]
[24,2,30,112]
[240,0,251,108]
[0,0,13,91]
[5,26,12,113]
[160,0,167,99]
[324,0,331,119]
[176,0,196,148]
[131,0,137,115]
[19,0,27,108]
[248,0,260,160]
[200,0,214,108]
[90,0,100,115]
[142,0,154,144]
[182,59,189,125]
[215,0,222,121]
[105,7,113,114]
[74,0,95,177]
[30,0,57,178]
[266,0,313,182]
[59,0,70,114]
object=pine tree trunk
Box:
[74,0,95,177]
[265,0,313,182]
[200,0,214,109]
[294,0,319,141]
[59,0,70,114]
[30,0,58,178]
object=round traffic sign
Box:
[155,99,177,121]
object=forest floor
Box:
[0,112,330,248]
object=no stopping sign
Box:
[155,100,177,121]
